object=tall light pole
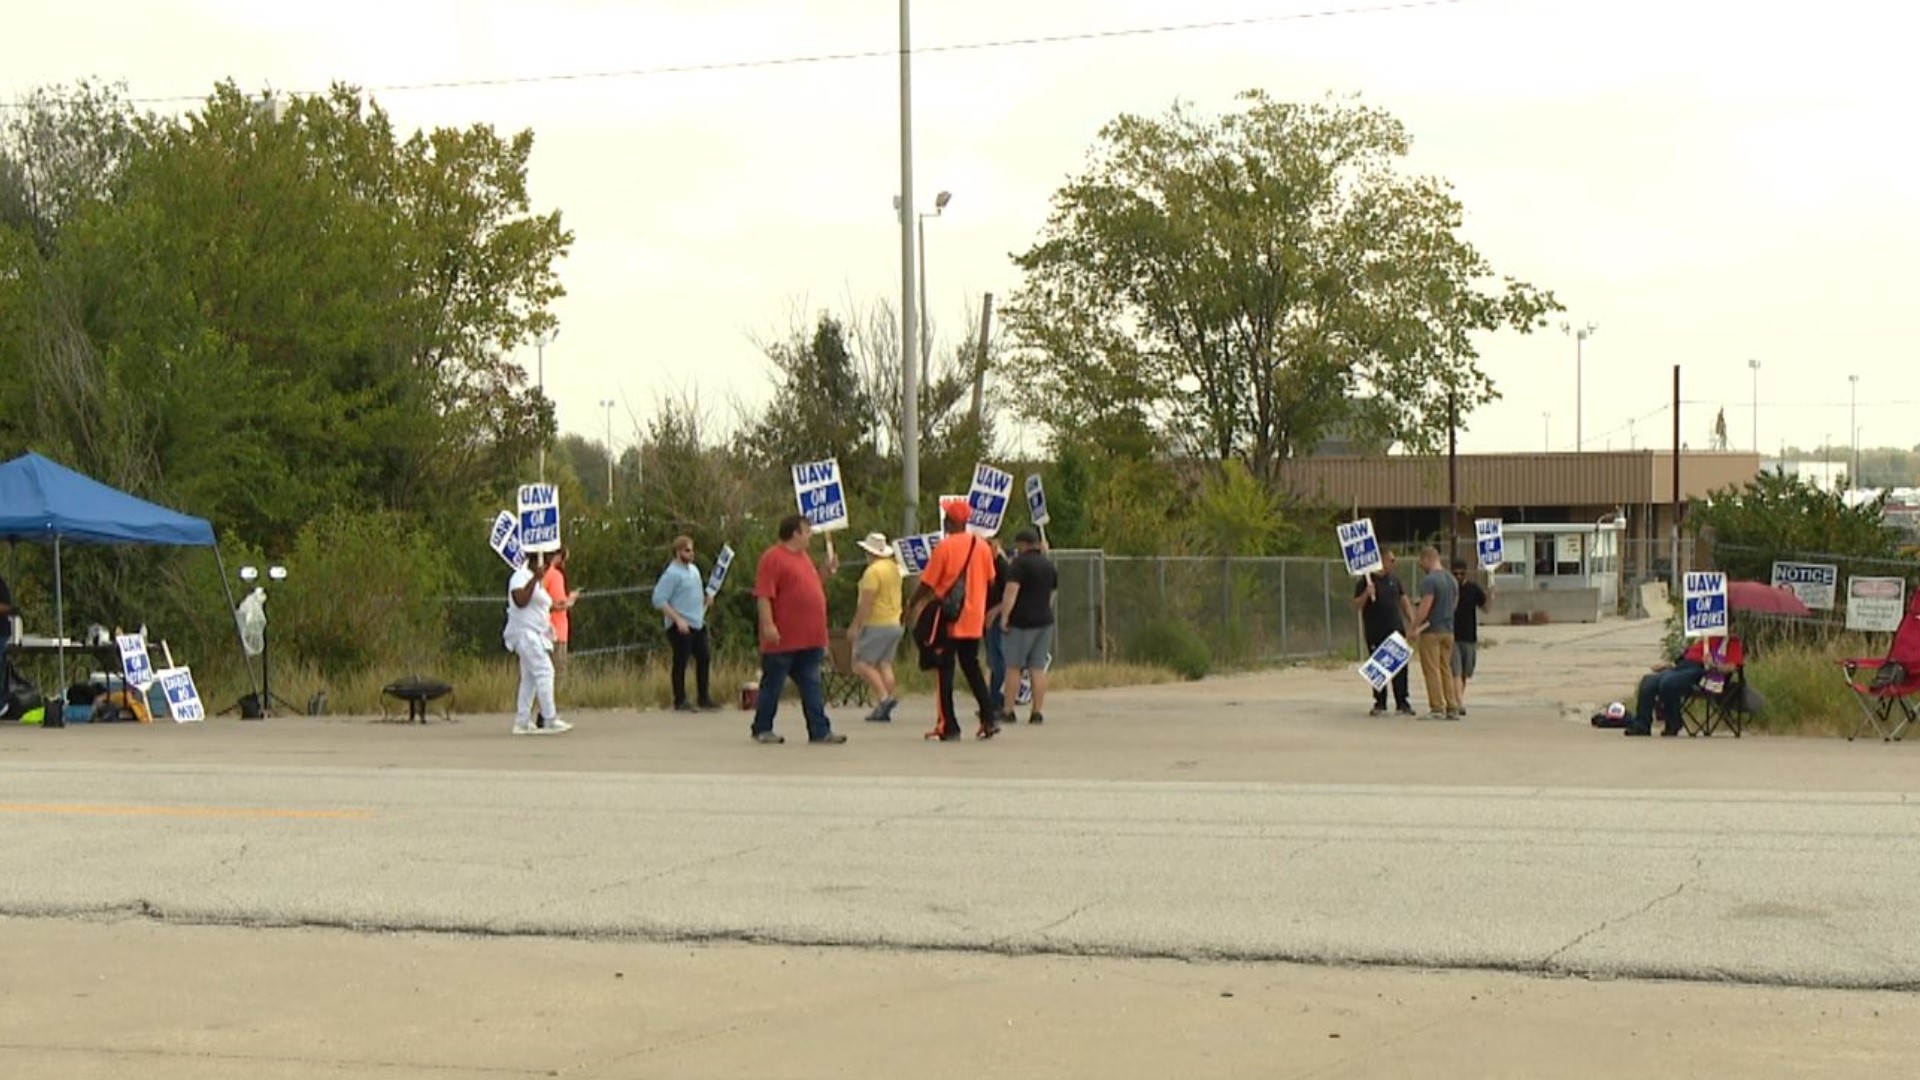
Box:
[897,0,921,539]
[598,398,615,505]
[917,190,950,379]
[533,328,559,480]
[1542,411,1551,452]
[1849,374,1859,490]
[1561,321,1598,451]
[1746,357,1760,453]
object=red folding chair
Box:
[1838,590,1920,742]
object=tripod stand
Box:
[226,571,301,719]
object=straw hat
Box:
[855,532,895,558]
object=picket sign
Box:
[117,633,156,691]
[706,544,736,596]
[517,484,561,554]
[489,510,526,569]
[791,458,849,532]
[1025,474,1051,527]
[1475,519,1505,570]
[155,666,206,723]
[895,532,944,577]
[1683,571,1729,638]
[1357,632,1413,692]
[966,463,1015,536]
[1339,519,1383,577]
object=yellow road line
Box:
[0,803,373,821]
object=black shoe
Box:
[674,701,697,713]
[1395,706,1416,716]
[1623,727,1652,737]
[995,709,1018,726]
[976,722,1001,740]
[1028,712,1044,725]
[753,731,785,744]
[809,732,848,745]
[696,700,721,712]
[1660,726,1683,738]
[1368,706,1387,717]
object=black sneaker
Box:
[753,731,785,744]
[1395,706,1416,717]
[696,700,722,712]
[674,701,696,713]
[1368,706,1387,717]
[1028,712,1044,725]
[809,732,848,745]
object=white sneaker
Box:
[546,719,573,734]
[511,723,535,735]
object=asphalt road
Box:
[3,617,1917,991]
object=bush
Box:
[1126,617,1211,680]
[276,509,453,678]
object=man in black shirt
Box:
[1352,550,1416,716]
[1451,559,1492,715]
[997,527,1058,724]
[983,540,1012,715]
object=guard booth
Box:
[1488,520,1627,624]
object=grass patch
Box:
[193,652,1183,716]
[1739,639,1879,739]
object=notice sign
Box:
[1357,632,1413,692]
[1770,561,1839,611]
[792,458,849,532]
[117,633,155,691]
[517,483,561,554]
[706,544,735,596]
[1339,519,1382,577]
[1846,576,1906,633]
[1684,571,1729,638]
[895,532,942,577]
[1026,474,1051,527]
[1475,519,1505,570]
[156,667,206,724]
[489,510,525,570]
[966,462,1014,536]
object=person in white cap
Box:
[849,531,905,722]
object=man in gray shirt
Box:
[1412,546,1463,720]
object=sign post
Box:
[791,458,850,532]
[706,544,736,596]
[1339,519,1383,577]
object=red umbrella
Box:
[1726,580,1813,617]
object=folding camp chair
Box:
[823,634,873,709]
[1839,591,1920,742]
[1682,646,1752,738]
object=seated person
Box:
[1626,633,1744,737]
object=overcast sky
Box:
[11,0,1918,463]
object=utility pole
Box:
[897,0,920,539]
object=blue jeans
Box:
[752,647,833,741]
[1632,662,1703,733]
[984,622,1006,712]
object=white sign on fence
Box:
[1338,519,1382,577]
[895,532,943,577]
[791,458,849,532]
[966,463,1015,536]
[1684,571,1729,638]
[155,666,206,724]
[1770,561,1839,611]
[1026,474,1051,527]
[1357,632,1413,692]
[1475,519,1505,570]
[489,510,526,569]
[1846,576,1906,633]
[116,633,155,691]
[517,484,561,553]
[706,544,735,596]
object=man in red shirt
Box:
[909,500,1001,741]
[750,514,847,745]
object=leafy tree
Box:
[1004,91,1558,480]
[1693,471,1899,579]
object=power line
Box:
[2,0,1473,109]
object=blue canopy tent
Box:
[0,451,252,702]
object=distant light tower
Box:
[1561,322,1598,451]
[917,189,951,379]
[1849,374,1859,490]
[1541,411,1551,452]
[1746,358,1761,453]
[598,398,616,505]
[533,328,560,480]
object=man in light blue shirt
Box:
[652,535,717,711]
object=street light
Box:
[533,329,560,481]
[598,398,616,506]
[1747,358,1761,453]
[1541,411,1551,452]
[1849,374,1859,490]
[897,0,920,540]
[1560,321,1598,451]
[917,190,951,379]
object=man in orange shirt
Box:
[909,500,1001,741]
[542,547,581,685]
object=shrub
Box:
[1126,617,1211,680]
[276,509,453,678]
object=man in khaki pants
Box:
[1411,546,1463,721]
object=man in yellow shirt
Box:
[849,532,904,723]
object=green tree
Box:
[1694,471,1899,579]
[1004,91,1558,480]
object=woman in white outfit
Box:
[506,552,571,735]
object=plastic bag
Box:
[236,588,267,656]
